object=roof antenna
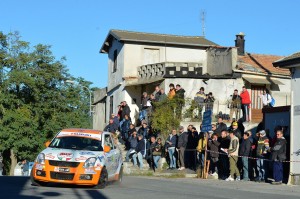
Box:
[201,10,206,37]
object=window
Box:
[104,134,115,149]
[109,96,113,117]
[113,50,117,73]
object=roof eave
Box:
[273,57,300,68]
[100,30,121,54]
[116,38,217,47]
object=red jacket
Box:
[240,90,251,104]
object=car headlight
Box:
[36,153,45,164]
[83,157,96,168]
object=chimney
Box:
[235,32,245,55]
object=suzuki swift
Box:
[31,128,123,188]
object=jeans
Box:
[168,148,176,168]
[139,109,148,122]
[132,152,144,169]
[273,161,283,182]
[242,104,250,122]
[153,156,161,169]
[125,148,135,161]
[22,171,29,176]
[242,157,249,180]
[198,152,205,169]
[256,158,266,181]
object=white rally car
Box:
[31,128,123,188]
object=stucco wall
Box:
[93,102,106,130]
[291,67,300,177]
[107,39,124,91]
[163,78,245,116]
[123,43,207,77]
[271,78,291,106]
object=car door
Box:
[103,133,116,177]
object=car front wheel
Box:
[95,167,108,189]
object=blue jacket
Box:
[166,134,177,148]
[128,136,138,149]
[136,139,146,156]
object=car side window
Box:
[104,134,115,149]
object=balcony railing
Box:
[138,62,203,79]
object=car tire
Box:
[115,165,123,185]
[30,170,48,186]
[95,167,108,189]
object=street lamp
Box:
[66,80,94,116]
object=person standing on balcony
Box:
[168,83,176,99]
[259,89,272,108]
[240,86,251,122]
[204,92,215,112]
[153,85,161,102]
[159,88,167,102]
[229,89,241,121]
[194,87,206,120]
[140,92,150,123]
[175,84,185,119]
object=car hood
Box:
[41,147,103,162]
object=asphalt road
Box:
[1,176,300,199]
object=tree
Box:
[151,98,181,140]
[0,31,93,175]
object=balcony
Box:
[138,62,203,79]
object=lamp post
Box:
[66,80,93,117]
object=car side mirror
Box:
[44,141,51,148]
[103,145,111,153]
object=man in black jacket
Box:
[271,130,287,185]
[121,101,131,120]
[215,117,228,137]
[218,130,230,180]
[208,133,220,176]
[132,135,146,169]
[177,126,188,170]
[239,131,251,181]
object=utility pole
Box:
[201,10,206,37]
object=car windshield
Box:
[49,136,103,151]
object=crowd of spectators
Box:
[103,84,283,185]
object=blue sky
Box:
[1,0,299,88]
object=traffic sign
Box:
[202,110,212,132]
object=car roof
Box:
[60,128,103,135]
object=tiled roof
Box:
[100,29,218,53]
[237,53,290,76]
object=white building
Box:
[273,51,300,185]
[93,30,290,130]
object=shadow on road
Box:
[0,176,109,199]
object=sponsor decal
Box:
[98,155,105,162]
[45,153,55,160]
[70,133,91,137]
[95,167,101,171]
[84,168,96,174]
[35,164,43,170]
[75,156,88,161]
[79,151,95,156]
[57,152,73,161]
